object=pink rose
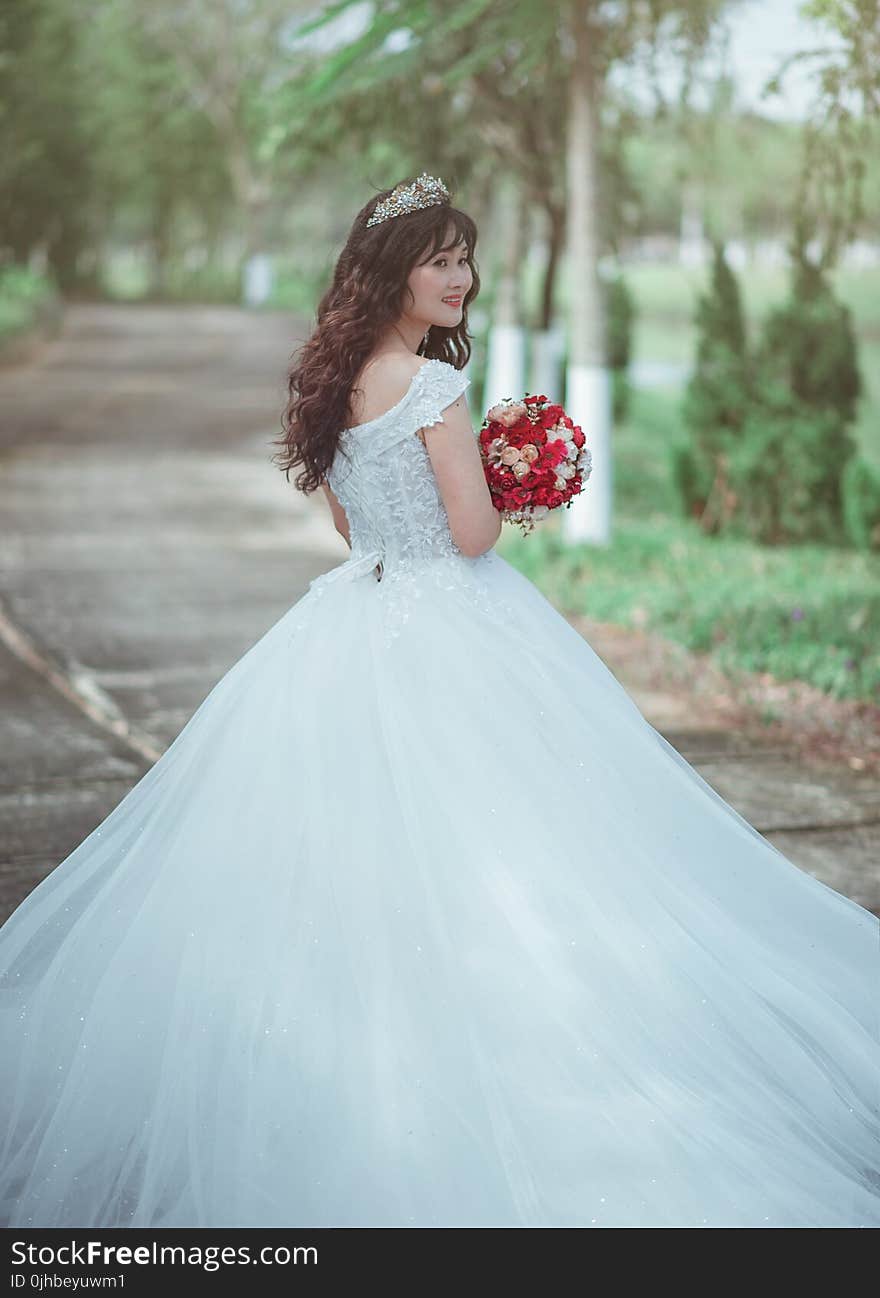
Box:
[488,401,528,428]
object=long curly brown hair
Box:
[273,178,480,494]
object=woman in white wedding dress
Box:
[1,174,878,1230]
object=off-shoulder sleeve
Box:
[408,359,471,432]
[360,359,472,459]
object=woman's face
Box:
[404,230,473,330]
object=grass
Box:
[498,511,879,702]
[496,312,880,705]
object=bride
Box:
[1,174,878,1229]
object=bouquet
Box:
[477,393,592,536]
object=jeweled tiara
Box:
[365,173,450,228]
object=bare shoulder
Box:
[348,351,431,427]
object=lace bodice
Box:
[329,358,471,573]
[290,358,516,645]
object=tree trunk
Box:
[227,134,273,305]
[530,200,566,400]
[680,180,706,268]
[484,179,528,408]
[562,0,612,546]
[539,201,564,332]
[147,183,174,299]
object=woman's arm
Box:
[422,393,502,558]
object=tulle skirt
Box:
[1,549,878,1227]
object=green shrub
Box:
[678,241,751,531]
[843,457,880,551]
[611,367,630,423]
[677,219,863,546]
[734,235,862,545]
[757,251,861,425]
[605,273,635,421]
[0,264,60,340]
[669,439,714,522]
[728,384,855,545]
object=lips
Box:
[443,296,463,306]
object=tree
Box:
[0,0,99,289]
[761,0,880,260]
[109,0,317,299]
[674,240,751,532]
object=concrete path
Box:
[0,304,877,924]
[0,304,349,923]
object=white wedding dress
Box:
[1,359,878,1229]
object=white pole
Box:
[530,324,565,400]
[484,324,527,407]
[563,363,612,543]
[483,180,528,407]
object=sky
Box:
[290,0,843,123]
[609,0,843,121]
[721,0,841,119]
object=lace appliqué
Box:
[286,359,518,648]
